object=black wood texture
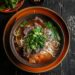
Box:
[0,0,75,75]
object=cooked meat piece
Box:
[34,16,44,27]
[29,50,53,64]
[23,26,34,37]
[35,16,44,23]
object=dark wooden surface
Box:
[0,0,75,75]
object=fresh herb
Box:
[20,21,28,27]
[24,26,46,53]
[45,21,61,41]
[7,0,20,8]
[0,0,20,10]
[45,21,53,29]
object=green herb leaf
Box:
[20,21,28,27]
[45,21,53,29]
[24,26,46,53]
[45,21,61,41]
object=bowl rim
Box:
[3,6,70,73]
[0,0,24,13]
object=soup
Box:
[12,16,63,64]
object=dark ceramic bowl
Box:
[0,0,24,13]
[3,7,70,73]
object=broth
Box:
[11,15,64,65]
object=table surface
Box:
[0,0,75,75]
